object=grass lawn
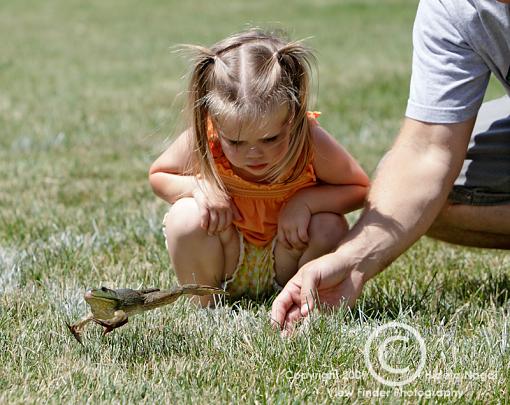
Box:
[0,0,509,402]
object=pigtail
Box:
[184,45,229,198]
[265,40,317,183]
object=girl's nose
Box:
[246,145,263,157]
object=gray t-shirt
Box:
[406,0,510,123]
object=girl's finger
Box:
[200,206,210,230]
[208,209,218,235]
[288,229,306,250]
[223,207,233,231]
[297,225,309,245]
[278,226,292,250]
[216,209,227,234]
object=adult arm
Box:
[271,116,475,328]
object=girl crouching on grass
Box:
[149,29,369,306]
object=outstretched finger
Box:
[271,286,299,330]
[300,266,321,317]
[282,304,303,337]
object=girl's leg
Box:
[274,213,349,286]
[164,197,240,307]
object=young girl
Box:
[149,29,369,306]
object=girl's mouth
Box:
[246,163,268,170]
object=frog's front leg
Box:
[67,313,95,345]
[93,310,128,335]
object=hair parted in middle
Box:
[182,28,317,195]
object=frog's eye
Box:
[101,287,109,292]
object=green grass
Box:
[1,0,509,403]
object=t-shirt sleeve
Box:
[405,0,491,124]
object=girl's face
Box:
[214,106,291,181]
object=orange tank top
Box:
[207,112,320,247]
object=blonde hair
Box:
[182,29,316,196]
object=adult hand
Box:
[270,252,366,330]
[277,199,312,250]
[192,181,241,235]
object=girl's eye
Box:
[262,135,279,143]
[227,139,243,146]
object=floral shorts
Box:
[222,232,283,300]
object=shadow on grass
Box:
[78,328,206,364]
[359,270,510,324]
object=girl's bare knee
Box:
[308,213,348,249]
[164,198,203,243]
[165,198,240,283]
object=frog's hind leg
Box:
[67,313,94,345]
[93,310,128,335]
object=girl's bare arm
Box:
[148,129,198,203]
[290,125,370,214]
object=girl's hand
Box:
[277,198,312,250]
[192,182,240,235]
